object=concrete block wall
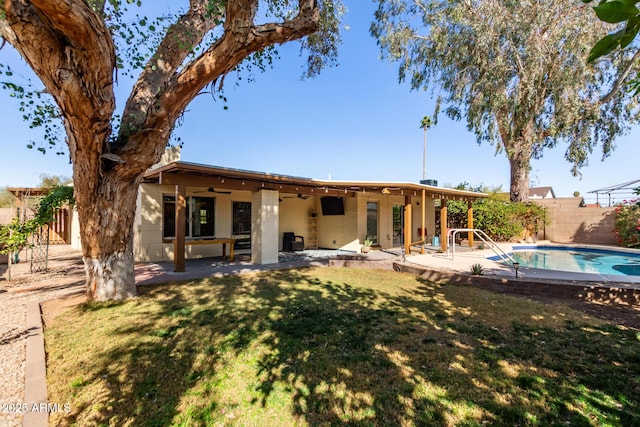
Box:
[532,198,617,245]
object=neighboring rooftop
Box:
[528,186,556,199]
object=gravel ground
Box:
[0,245,85,427]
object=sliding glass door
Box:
[367,202,378,244]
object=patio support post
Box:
[251,189,279,264]
[404,195,412,255]
[174,183,186,272]
[467,200,474,247]
[421,189,426,254]
[440,200,448,252]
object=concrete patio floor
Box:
[134,249,361,286]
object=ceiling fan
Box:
[281,193,311,200]
[194,187,232,195]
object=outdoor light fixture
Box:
[513,262,520,278]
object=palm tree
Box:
[420,116,434,181]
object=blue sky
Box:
[0,2,638,204]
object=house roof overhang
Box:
[143,161,488,201]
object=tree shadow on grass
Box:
[239,271,640,426]
[49,276,247,426]
[48,268,640,426]
[409,278,640,426]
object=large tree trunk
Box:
[508,148,530,202]
[76,170,142,301]
[84,241,136,301]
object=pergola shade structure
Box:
[143,161,487,271]
[587,179,640,207]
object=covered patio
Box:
[142,161,487,273]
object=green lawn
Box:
[46,267,640,426]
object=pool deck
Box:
[404,241,640,287]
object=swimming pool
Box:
[499,246,640,276]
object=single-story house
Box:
[528,186,556,199]
[77,149,486,272]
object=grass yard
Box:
[46,267,640,426]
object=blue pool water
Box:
[499,246,640,276]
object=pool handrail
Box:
[447,228,516,265]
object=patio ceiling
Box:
[143,161,488,201]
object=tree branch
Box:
[115,0,320,179]
[119,0,220,134]
[0,0,116,164]
[29,0,112,54]
[507,35,527,82]
[173,0,319,102]
[599,49,640,104]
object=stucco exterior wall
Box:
[410,198,436,243]
[318,196,359,251]
[251,190,279,264]
[133,187,143,260]
[278,197,314,250]
[134,183,164,262]
[70,207,81,251]
[355,193,399,248]
[134,183,254,262]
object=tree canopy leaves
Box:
[587,0,640,62]
[372,0,640,200]
[0,1,345,156]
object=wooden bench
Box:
[175,238,236,262]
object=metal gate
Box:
[29,226,49,273]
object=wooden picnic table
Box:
[178,238,236,261]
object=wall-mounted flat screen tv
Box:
[320,196,345,215]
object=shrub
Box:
[447,197,545,242]
[474,198,524,241]
[0,217,39,255]
[0,185,74,256]
[613,196,640,248]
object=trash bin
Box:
[432,236,440,246]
